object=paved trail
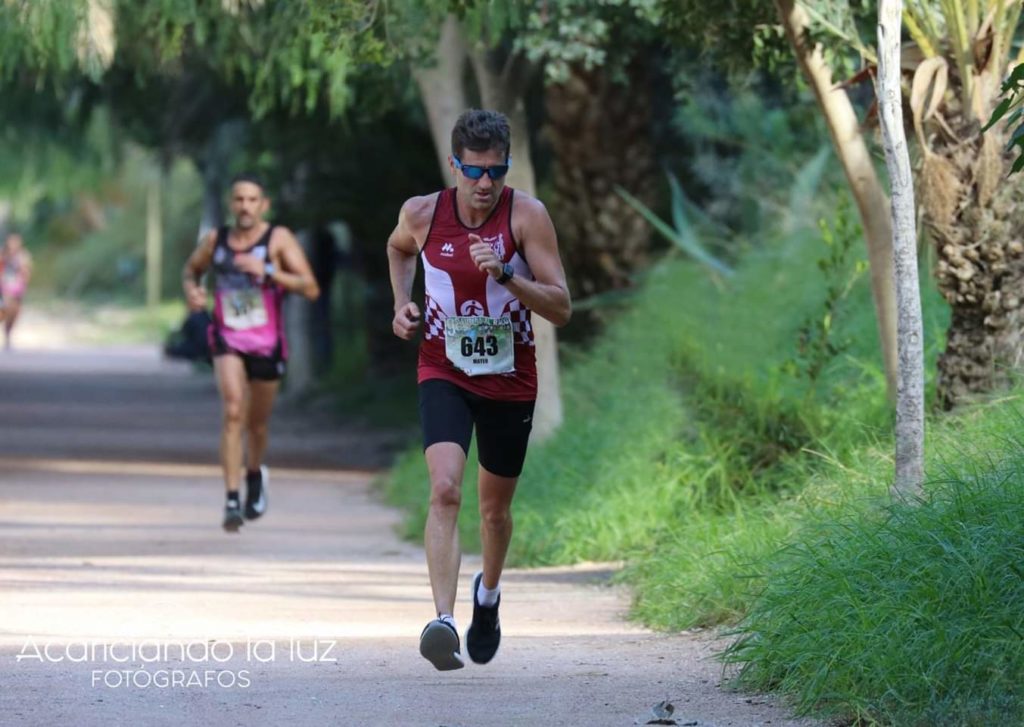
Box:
[0,343,819,727]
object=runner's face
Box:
[4,235,22,253]
[230,182,268,230]
[452,147,508,212]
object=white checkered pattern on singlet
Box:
[423,295,447,340]
[501,300,534,346]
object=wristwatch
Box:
[264,262,276,277]
[496,262,515,285]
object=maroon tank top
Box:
[417,187,536,400]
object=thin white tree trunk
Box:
[877,0,924,498]
[145,170,163,308]
[775,0,899,403]
[470,47,564,442]
[413,15,468,179]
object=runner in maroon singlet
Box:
[387,109,572,670]
[182,174,320,532]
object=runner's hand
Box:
[468,234,502,279]
[186,285,207,311]
[393,302,421,340]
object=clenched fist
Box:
[393,301,422,340]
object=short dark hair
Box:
[451,109,511,160]
[230,172,266,195]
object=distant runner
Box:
[182,173,319,532]
[0,231,33,351]
[387,109,572,670]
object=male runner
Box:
[387,109,572,669]
[182,173,319,532]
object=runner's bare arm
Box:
[182,231,216,311]
[388,196,434,340]
[266,228,320,301]
[470,196,572,326]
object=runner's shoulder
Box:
[400,193,441,234]
[510,190,548,220]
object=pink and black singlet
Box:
[209,225,287,359]
[1,252,27,300]
[417,187,536,401]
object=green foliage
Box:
[515,0,660,83]
[725,404,1024,725]
[668,74,835,240]
[655,0,782,75]
[985,62,1024,175]
[616,171,734,278]
[49,148,201,300]
[782,196,866,383]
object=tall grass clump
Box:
[725,404,1024,725]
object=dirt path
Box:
[0,342,820,727]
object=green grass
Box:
[724,402,1024,726]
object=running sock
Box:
[226,491,240,505]
[438,614,457,632]
[245,469,261,482]
[477,580,500,607]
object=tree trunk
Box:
[470,45,564,442]
[145,169,163,308]
[912,15,1024,408]
[775,0,899,403]
[413,14,468,180]
[877,0,924,498]
[925,111,1024,407]
[544,59,657,297]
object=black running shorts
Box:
[209,328,286,382]
[418,378,536,478]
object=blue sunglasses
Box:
[453,154,511,180]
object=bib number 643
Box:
[461,335,499,357]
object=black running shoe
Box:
[244,466,269,520]
[419,618,465,671]
[466,571,501,664]
[223,500,244,532]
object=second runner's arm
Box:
[267,228,320,301]
[182,231,216,311]
[388,197,430,340]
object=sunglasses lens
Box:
[487,166,509,179]
[463,166,485,180]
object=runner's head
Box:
[4,231,22,253]
[450,110,511,212]
[229,173,269,231]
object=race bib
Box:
[222,289,268,330]
[444,316,515,376]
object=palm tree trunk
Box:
[544,58,657,297]
[926,119,1024,407]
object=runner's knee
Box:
[479,503,511,530]
[429,476,462,509]
[222,399,245,426]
